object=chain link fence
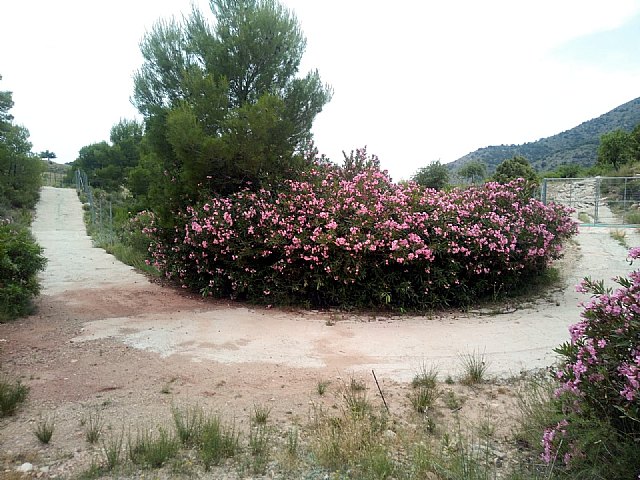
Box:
[541,177,640,226]
[75,169,116,242]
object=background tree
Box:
[70,119,144,192]
[457,160,486,184]
[493,156,538,184]
[0,75,43,212]
[38,150,56,161]
[597,128,637,170]
[411,160,450,190]
[132,0,332,223]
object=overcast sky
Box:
[2,0,639,180]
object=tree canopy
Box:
[131,0,332,221]
[0,75,43,212]
[456,161,486,184]
[492,156,538,185]
[597,127,639,170]
[411,161,450,190]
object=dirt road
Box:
[27,187,640,379]
[0,186,637,477]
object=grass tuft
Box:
[0,376,29,417]
[316,380,330,396]
[34,414,55,444]
[410,385,440,414]
[459,350,489,385]
[101,429,124,471]
[84,409,104,444]
[252,403,271,425]
[198,414,240,470]
[172,403,204,446]
[128,426,179,468]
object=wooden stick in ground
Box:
[372,369,390,414]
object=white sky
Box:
[2,0,640,180]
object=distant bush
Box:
[541,249,640,477]
[0,223,47,321]
[144,160,576,310]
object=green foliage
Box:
[101,429,124,471]
[412,160,450,190]
[0,223,47,321]
[198,415,240,469]
[493,156,538,184]
[541,162,585,179]
[172,404,204,446]
[459,350,489,385]
[597,128,637,170]
[0,75,43,212]
[84,410,104,444]
[0,375,29,416]
[131,0,332,226]
[128,427,179,468]
[456,160,487,184]
[73,119,144,192]
[410,385,440,413]
[34,415,55,444]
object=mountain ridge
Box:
[447,96,640,173]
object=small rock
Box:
[17,462,34,472]
[383,429,397,440]
[39,466,50,473]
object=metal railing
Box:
[75,169,115,241]
[541,176,640,226]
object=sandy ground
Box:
[0,186,638,478]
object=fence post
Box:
[594,176,601,224]
[540,178,547,204]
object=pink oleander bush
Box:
[541,248,640,477]
[142,155,577,310]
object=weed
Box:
[172,403,204,446]
[342,385,371,419]
[128,426,179,468]
[412,362,439,389]
[360,445,395,479]
[434,433,494,479]
[445,375,455,385]
[349,376,367,392]
[443,390,464,411]
[477,418,496,439]
[76,461,105,480]
[513,376,557,450]
[459,350,489,385]
[286,427,298,456]
[316,380,330,396]
[199,415,240,469]
[252,403,271,425]
[34,415,55,444]
[248,423,271,474]
[410,385,440,414]
[101,429,124,471]
[160,376,177,394]
[0,376,29,417]
[311,388,388,474]
[84,409,104,444]
[578,212,592,223]
[610,228,628,247]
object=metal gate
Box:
[541,177,640,226]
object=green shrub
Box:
[0,375,29,416]
[0,223,46,321]
[538,249,640,478]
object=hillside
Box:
[448,96,640,173]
